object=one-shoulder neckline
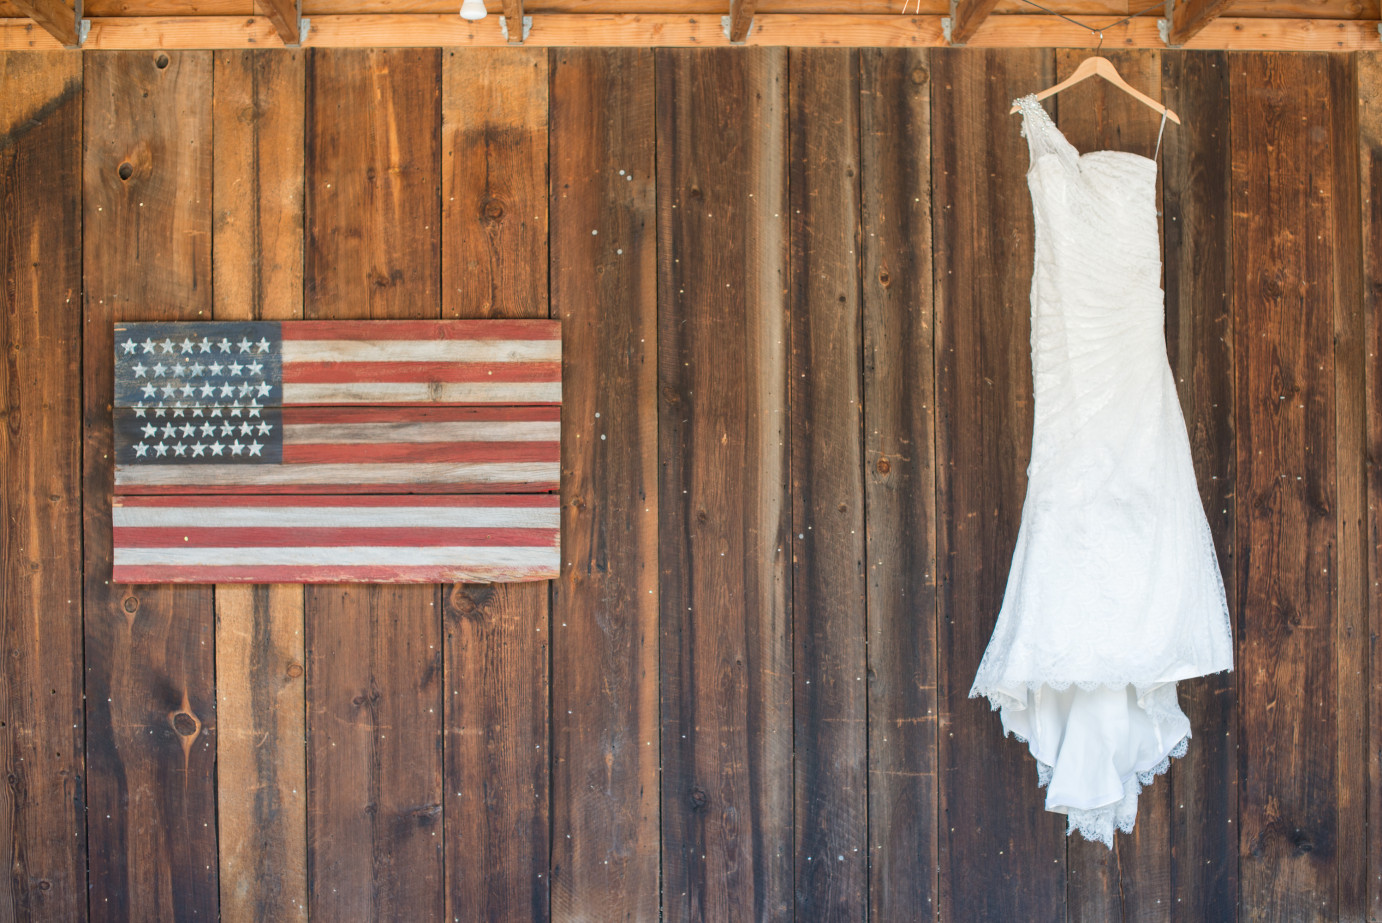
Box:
[1014,93,1159,172]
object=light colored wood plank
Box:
[211,47,306,923]
[10,0,78,43]
[1,0,1374,18]
[2,12,1379,48]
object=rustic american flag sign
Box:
[110,319,561,584]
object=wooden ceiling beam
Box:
[946,0,999,44]
[727,0,754,42]
[11,0,83,45]
[258,0,301,44]
[1166,0,1230,45]
[0,12,1377,50]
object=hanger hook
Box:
[1096,29,1104,53]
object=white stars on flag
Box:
[115,323,282,466]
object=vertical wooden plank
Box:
[657,47,793,923]
[303,47,444,921]
[1052,47,1172,922]
[1326,51,1368,923]
[212,48,308,923]
[549,48,660,922]
[441,47,551,923]
[82,49,218,922]
[787,46,867,923]
[859,46,937,923]
[0,50,86,921]
[1359,50,1382,923]
[1161,47,1238,923]
[1231,52,1339,923]
[931,46,1066,923]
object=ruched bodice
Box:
[968,93,1234,847]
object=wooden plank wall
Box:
[0,46,1377,922]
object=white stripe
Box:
[283,421,562,444]
[115,461,559,487]
[114,546,560,566]
[280,382,562,404]
[282,339,560,363]
[113,505,560,529]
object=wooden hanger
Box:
[1008,55,1182,125]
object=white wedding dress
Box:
[968,94,1234,848]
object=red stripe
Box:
[115,527,558,548]
[279,320,560,341]
[281,361,560,384]
[115,481,558,496]
[115,493,558,509]
[112,564,558,584]
[280,442,558,465]
[280,405,560,425]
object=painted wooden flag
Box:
[110,319,561,584]
[111,494,560,584]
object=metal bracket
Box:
[1157,17,1174,47]
[298,15,310,43]
[499,13,531,43]
[73,0,88,46]
[721,14,753,43]
[941,16,954,44]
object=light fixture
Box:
[460,0,487,19]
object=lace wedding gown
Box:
[968,94,1234,848]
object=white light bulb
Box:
[460,0,486,19]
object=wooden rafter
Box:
[728,0,755,43]
[503,0,523,43]
[11,0,82,45]
[1167,0,1230,45]
[947,0,999,44]
[259,0,300,45]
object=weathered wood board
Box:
[931,46,1068,923]
[788,45,868,923]
[303,46,446,921]
[549,47,661,922]
[1231,52,1342,922]
[860,45,939,923]
[657,46,794,923]
[82,49,220,921]
[0,50,86,921]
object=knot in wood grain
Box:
[449,584,496,622]
[171,711,199,737]
[118,163,133,181]
[286,663,304,679]
[121,595,139,614]
[688,787,708,812]
[876,457,891,475]
[483,198,506,220]
[153,53,169,70]
[910,67,929,86]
